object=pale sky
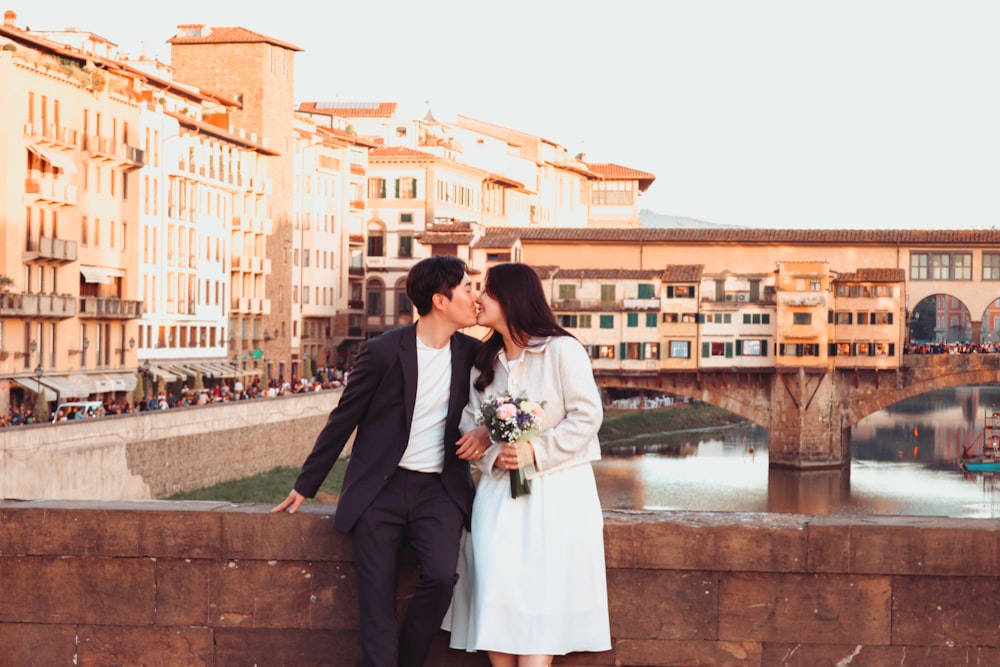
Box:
[16,0,1000,229]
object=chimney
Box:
[4,10,17,28]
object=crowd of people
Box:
[904,341,1000,354]
[0,367,350,427]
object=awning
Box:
[27,143,78,174]
[12,378,45,394]
[79,372,138,393]
[80,266,111,284]
[38,376,90,400]
[147,365,179,382]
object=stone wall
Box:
[1,501,997,666]
[0,391,343,500]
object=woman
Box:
[448,263,610,666]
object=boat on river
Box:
[961,411,1000,471]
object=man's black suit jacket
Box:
[294,324,481,532]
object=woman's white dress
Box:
[446,461,610,655]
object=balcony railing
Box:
[24,176,78,206]
[78,297,143,319]
[0,292,77,318]
[24,122,78,149]
[22,236,78,264]
[84,135,145,167]
[551,298,626,312]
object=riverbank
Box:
[168,402,745,503]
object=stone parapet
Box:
[0,502,997,665]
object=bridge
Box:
[595,353,1000,469]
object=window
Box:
[793,312,812,325]
[646,313,657,327]
[669,341,690,358]
[558,284,576,300]
[738,340,765,356]
[367,230,384,257]
[874,312,893,325]
[599,315,614,329]
[637,283,655,299]
[831,311,852,324]
[779,343,820,357]
[600,284,616,307]
[985,254,1000,280]
[368,178,386,199]
[578,315,592,328]
[598,344,615,359]
[557,314,578,328]
[702,341,732,358]
[809,280,821,291]
[400,212,413,224]
[396,178,417,199]
[668,285,692,298]
[910,252,972,280]
[627,313,638,327]
[591,180,634,205]
[398,234,413,258]
[743,313,770,325]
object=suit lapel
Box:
[400,325,418,431]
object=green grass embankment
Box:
[168,402,745,504]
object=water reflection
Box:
[594,386,1000,518]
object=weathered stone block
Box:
[762,642,1000,666]
[718,572,891,645]
[607,569,717,640]
[0,504,140,556]
[614,638,762,666]
[892,575,1000,647]
[76,625,214,666]
[0,555,155,624]
[849,518,1000,575]
[0,622,77,665]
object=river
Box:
[593,385,1000,518]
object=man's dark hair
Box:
[406,256,469,316]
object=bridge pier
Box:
[767,368,851,469]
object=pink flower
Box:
[496,403,517,420]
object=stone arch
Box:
[908,293,972,344]
[979,297,1000,344]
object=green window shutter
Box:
[696,313,705,324]
[761,340,768,356]
[828,311,834,324]
[620,342,626,359]
[667,285,674,298]
[887,312,893,324]
[627,313,638,327]
[646,313,657,327]
[736,340,743,355]
[743,313,751,324]
[380,180,386,198]
[600,315,614,329]
[762,314,770,324]
[725,342,733,358]
[889,343,895,355]
[410,178,418,198]
[828,343,837,356]
[701,342,710,358]
[638,283,654,299]
[395,179,400,198]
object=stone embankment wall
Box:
[0,501,996,666]
[0,391,343,500]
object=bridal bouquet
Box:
[476,391,545,498]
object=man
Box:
[272,256,483,667]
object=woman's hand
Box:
[495,441,535,471]
[456,425,490,460]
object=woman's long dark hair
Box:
[473,263,572,391]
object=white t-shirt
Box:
[398,338,451,473]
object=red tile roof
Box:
[661,265,705,282]
[492,227,1000,245]
[168,26,302,51]
[834,268,906,282]
[298,102,397,118]
[369,146,437,161]
[473,230,522,249]
[546,268,665,280]
[586,163,656,192]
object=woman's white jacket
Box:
[461,335,603,480]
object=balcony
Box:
[623,298,661,311]
[551,298,624,312]
[348,265,365,277]
[84,135,145,168]
[22,236,78,264]
[365,256,416,272]
[347,299,364,311]
[24,122,78,149]
[24,176,78,206]
[0,292,77,318]
[78,297,143,319]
